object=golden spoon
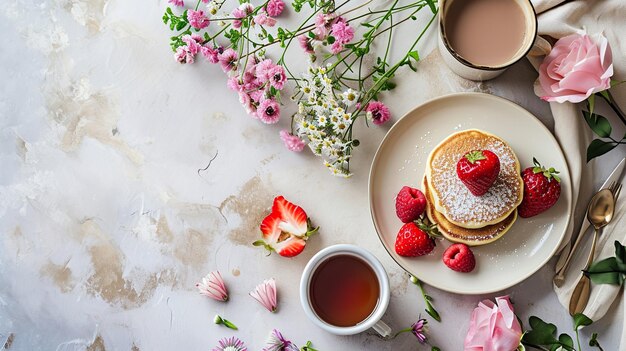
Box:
[568,187,616,316]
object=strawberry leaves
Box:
[464,150,486,164]
[531,157,561,183]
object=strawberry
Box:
[394,218,441,257]
[442,243,476,273]
[456,150,501,196]
[395,186,427,223]
[518,158,561,218]
[254,196,318,257]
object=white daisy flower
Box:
[340,89,359,106]
[333,122,348,134]
[317,115,328,126]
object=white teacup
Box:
[438,0,538,81]
[299,244,391,337]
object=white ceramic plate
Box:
[369,93,571,294]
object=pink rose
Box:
[537,33,613,103]
[464,296,522,351]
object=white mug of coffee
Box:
[299,244,391,337]
[438,0,537,81]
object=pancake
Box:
[424,176,517,246]
[425,129,523,229]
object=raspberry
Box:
[443,243,476,273]
[395,186,427,223]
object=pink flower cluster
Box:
[297,13,354,54]
[224,57,286,123]
[329,21,354,53]
[175,34,221,64]
[187,9,210,30]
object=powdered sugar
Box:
[429,131,522,226]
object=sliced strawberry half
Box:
[254,196,318,257]
[272,195,309,237]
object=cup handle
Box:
[372,320,392,338]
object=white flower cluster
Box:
[293,65,360,177]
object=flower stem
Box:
[597,90,626,126]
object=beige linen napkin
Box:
[527,0,626,344]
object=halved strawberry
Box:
[254,196,318,257]
[272,195,308,237]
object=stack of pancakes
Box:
[424,129,523,246]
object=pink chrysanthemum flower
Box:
[196,271,229,301]
[239,92,258,117]
[262,329,298,351]
[331,21,354,44]
[255,59,275,83]
[174,46,195,64]
[187,9,210,30]
[201,45,219,63]
[330,41,344,54]
[297,35,314,54]
[249,90,264,103]
[254,10,277,27]
[250,278,278,311]
[168,0,184,7]
[232,3,253,29]
[212,337,247,351]
[231,8,246,29]
[182,35,201,55]
[365,100,391,125]
[265,0,285,17]
[279,130,305,152]
[227,76,244,92]
[218,48,238,72]
[257,99,281,124]
[314,14,343,38]
[268,66,286,90]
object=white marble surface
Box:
[0,0,624,350]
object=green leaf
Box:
[558,333,574,350]
[589,332,604,350]
[408,50,420,63]
[588,94,596,116]
[222,318,238,330]
[585,242,626,285]
[615,240,626,265]
[573,313,593,330]
[327,35,336,44]
[300,341,318,351]
[163,13,170,25]
[425,302,441,322]
[176,20,187,31]
[431,347,441,351]
[267,33,274,42]
[425,0,437,14]
[587,139,618,162]
[583,110,612,138]
[523,316,559,345]
[307,31,316,39]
